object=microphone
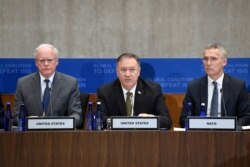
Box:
[220,89,227,117]
[49,87,53,116]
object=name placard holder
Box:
[187,116,237,131]
[111,116,159,130]
[27,116,75,131]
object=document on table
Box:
[173,127,186,131]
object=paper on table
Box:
[173,127,186,131]
[242,126,250,130]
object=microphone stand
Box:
[220,89,227,117]
[49,88,53,116]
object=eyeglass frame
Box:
[118,67,139,74]
[202,56,225,63]
[36,58,58,65]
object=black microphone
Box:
[220,89,227,117]
[49,87,53,116]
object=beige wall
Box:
[0,0,250,58]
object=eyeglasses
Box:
[36,58,57,65]
[119,68,137,74]
[202,57,223,63]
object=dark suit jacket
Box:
[179,74,250,127]
[97,78,172,129]
[13,71,82,128]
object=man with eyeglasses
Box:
[97,53,172,129]
[13,44,83,128]
[179,43,250,127]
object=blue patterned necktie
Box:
[210,81,218,116]
[43,79,50,113]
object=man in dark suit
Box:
[179,43,250,127]
[97,53,172,129]
[13,44,83,128]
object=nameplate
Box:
[111,116,159,130]
[27,116,75,131]
[187,116,237,131]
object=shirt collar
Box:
[40,72,55,84]
[121,84,137,96]
[208,73,224,86]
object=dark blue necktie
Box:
[43,79,50,113]
[210,81,218,116]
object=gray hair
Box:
[203,43,227,58]
[33,44,59,58]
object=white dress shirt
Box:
[207,74,224,117]
[122,85,137,116]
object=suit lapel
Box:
[221,74,230,116]
[32,73,44,114]
[134,79,144,116]
[114,80,127,116]
[48,72,63,115]
[199,76,208,110]
[222,74,230,102]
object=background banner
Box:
[0,58,249,93]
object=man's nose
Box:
[125,70,131,75]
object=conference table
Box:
[1,130,250,167]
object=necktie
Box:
[43,79,50,113]
[126,92,132,116]
[210,81,218,116]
